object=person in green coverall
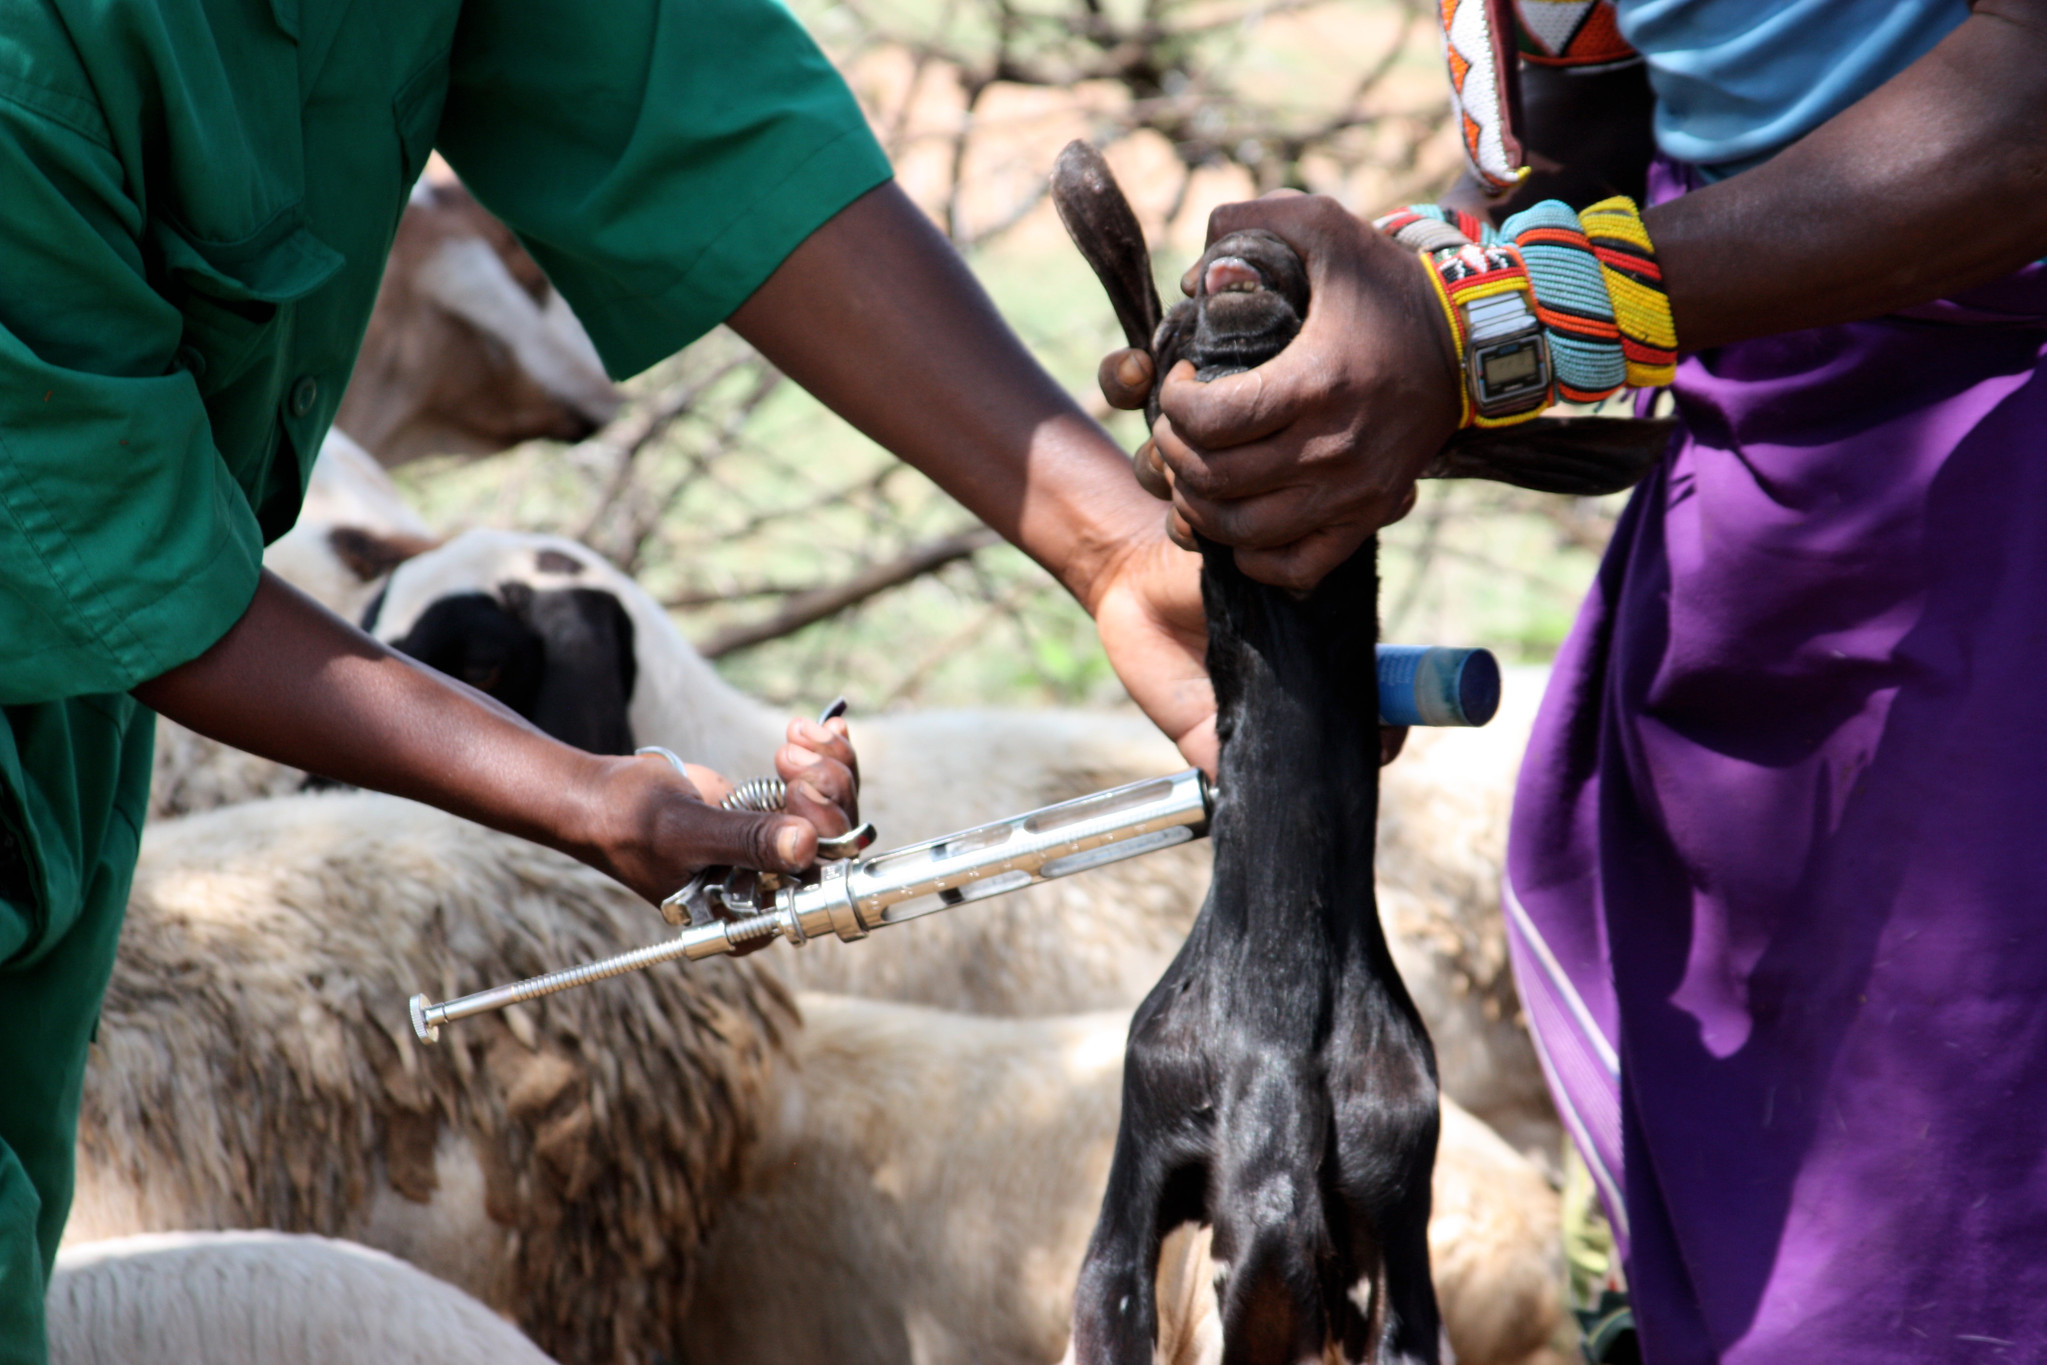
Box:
[0,0,1216,1356]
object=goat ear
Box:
[522,588,638,756]
[1423,416,1677,496]
[1051,140,1163,354]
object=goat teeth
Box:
[1202,256,1263,296]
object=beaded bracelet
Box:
[1422,242,1553,428]
[1374,203,1498,254]
[1579,196,1677,388]
[1498,200,1626,403]
[1376,197,1678,403]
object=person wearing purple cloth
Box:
[1096,0,2047,1358]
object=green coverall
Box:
[0,0,889,1354]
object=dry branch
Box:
[695,525,1002,658]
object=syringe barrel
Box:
[782,767,1212,944]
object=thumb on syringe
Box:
[687,806,817,876]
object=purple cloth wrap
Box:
[1506,160,2047,1361]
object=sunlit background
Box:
[398,0,1627,713]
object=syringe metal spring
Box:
[721,777,787,814]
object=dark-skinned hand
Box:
[729,182,1220,776]
[1102,192,1462,595]
[1096,200,1449,765]
[585,711,858,911]
[1087,527,1216,772]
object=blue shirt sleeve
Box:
[1617,0,1970,174]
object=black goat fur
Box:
[1056,137,1443,1364]
[1163,228,1310,390]
[1071,539,1442,1365]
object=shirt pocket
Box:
[151,212,346,398]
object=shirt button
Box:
[289,376,319,417]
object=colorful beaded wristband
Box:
[1377,197,1678,402]
[1498,200,1626,403]
[1374,203,1498,253]
[1579,196,1677,388]
[1423,242,1553,428]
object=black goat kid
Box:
[1074,538,1442,1364]
[1053,139,1441,1363]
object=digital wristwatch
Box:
[1427,244,1554,426]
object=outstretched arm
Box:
[728,181,1217,770]
[1650,0,2047,347]
[1135,0,2047,588]
[134,572,857,906]
[0,36,853,910]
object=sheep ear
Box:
[1423,416,1678,496]
[1051,140,1163,354]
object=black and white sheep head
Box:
[364,530,645,756]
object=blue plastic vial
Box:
[1375,645,1501,727]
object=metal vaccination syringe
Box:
[407,645,1500,1043]
[411,767,1214,1042]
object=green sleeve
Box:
[0,76,264,707]
[436,0,894,379]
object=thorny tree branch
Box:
[695,526,1002,658]
[606,361,786,575]
[574,352,763,545]
[859,0,1441,233]
[879,578,1037,706]
[454,0,1512,708]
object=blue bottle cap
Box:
[1376,645,1501,727]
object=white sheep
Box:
[84,788,1563,1365]
[341,172,620,467]
[367,527,1216,1018]
[47,1232,556,1365]
[70,790,794,1365]
[681,993,1565,1365]
[263,429,437,621]
[1375,671,1562,1167]
[150,170,626,820]
[154,513,1558,1162]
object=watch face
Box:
[1479,339,1542,391]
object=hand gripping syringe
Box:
[407,644,1500,1042]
